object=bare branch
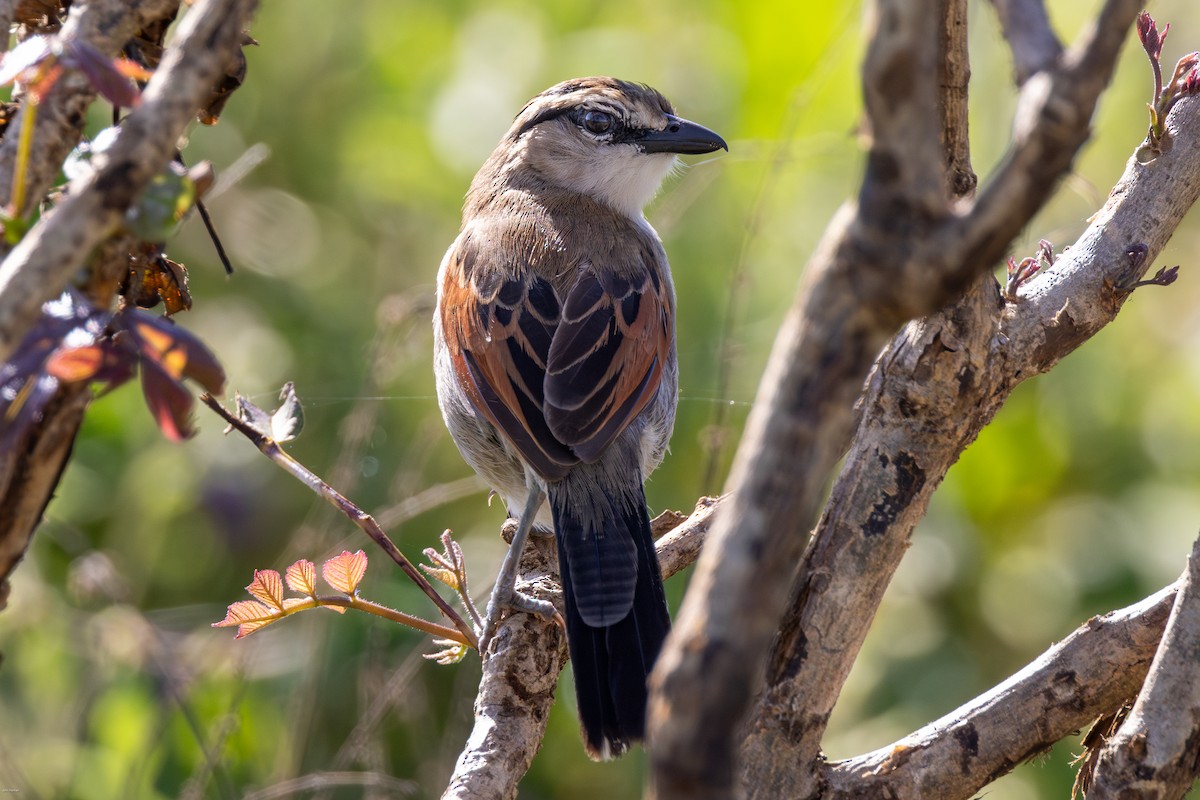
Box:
[1087,539,1200,798]
[243,771,418,800]
[647,2,1145,796]
[938,0,975,199]
[442,534,567,800]
[0,0,255,364]
[824,585,1176,799]
[655,496,720,580]
[739,273,1003,799]
[990,0,1064,85]
[740,89,1200,797]
[949,0,1143,283]
[442,498,715,799]
[0,0,182,218]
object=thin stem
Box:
[200,393,479,649]
[325,595,471,645]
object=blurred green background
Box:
[3,0,1200,797]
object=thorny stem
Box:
[324,595,471,644]
[200,393,480,649]
[446,531,484,630]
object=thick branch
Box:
[0,0,182,218]
[947,0,1142,287]
[0,0,255,364]
[740,90,1200,798]
[824,586,1176,798]
[938,0,974,199]
[0,0,254,599]
[648,2,1145,796]
[441,534,567,800]
[654,495,720,579]
[990,0,1064,85]
[1088,538,1200,798]
[442,497,716,800]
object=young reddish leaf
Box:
[212,599,280,638]
[285,559,317,596]
[45,344,108,382]
[322,550,367,595]
[140,356,195,441]
[245,569,284,610]
[420,564,459,592]
[127,311,226,394]
[46,342,136,387]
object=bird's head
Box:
[490,77,727,218]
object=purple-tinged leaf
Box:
[140,356,195,442]
[59,39,141,107]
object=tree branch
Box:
[938,0,975,199]
[647,2,1141,795]
[947,0,1143,285]
[442,497,718,800]
[0,0,254,599]
[990,0,1064,85]
[824,585,1176,798]
[740,83,1200,798]
[1087,538,1200,798]
[0,0,181,219]
[0,0,256,364]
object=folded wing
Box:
[440,240,670,480]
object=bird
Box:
[433,76,726,760]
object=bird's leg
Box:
[478,483,558,655]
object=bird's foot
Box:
[478,584,560,656]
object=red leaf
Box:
[46,342,135,387]
[245,569,284,610]
[127,311,225,395]
[322,550,367,595]
[285,560,317,596]
[140,357,194,441]
[212,599,280,638]
[45,345,107,382]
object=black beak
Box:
[636,115,728,155]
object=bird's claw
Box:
[478,585,559,656]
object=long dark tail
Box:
[549,481,671,760]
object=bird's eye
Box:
[582,110,615,135]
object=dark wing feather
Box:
[440,244,576,480]
[545,266,669,463]
[441,238,671,478]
